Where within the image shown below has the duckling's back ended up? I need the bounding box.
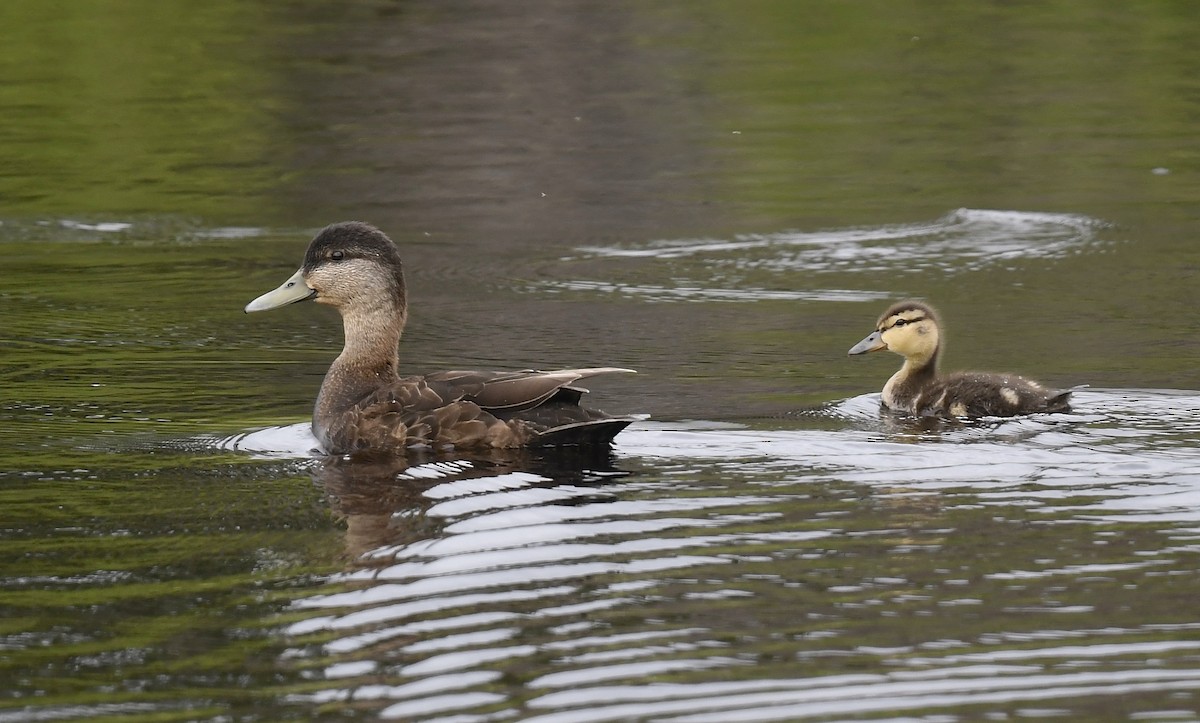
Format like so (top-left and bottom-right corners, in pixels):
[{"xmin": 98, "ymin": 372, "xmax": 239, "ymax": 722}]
[{"xmin": 917, "ymin": 372, "xmax": 1073, "ymax": 418}]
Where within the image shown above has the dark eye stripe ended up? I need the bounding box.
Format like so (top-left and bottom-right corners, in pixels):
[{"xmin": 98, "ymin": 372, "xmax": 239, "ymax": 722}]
[{"xmin": 888, "ymin": 315, "xmax": 925, "ymax": 330}]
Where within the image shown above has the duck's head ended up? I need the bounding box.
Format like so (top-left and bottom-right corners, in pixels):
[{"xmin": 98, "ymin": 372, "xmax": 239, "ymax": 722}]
[
  {"xmin": 848, "ymin": 300, "xmax": 941, "ymax": 364},
  {"xmin": 244, "ymin": 222, "xmax": 407, "ymax": 317}
]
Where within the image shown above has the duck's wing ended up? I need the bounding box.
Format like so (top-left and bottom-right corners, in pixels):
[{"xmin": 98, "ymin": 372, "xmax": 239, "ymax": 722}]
[
  {"xmin": 423, "ymin": 367, "xmax": 636, "ymax": 413},
  {"xmin": 325, "ymin": 368, "xmax": 638, "ymax": 453}
]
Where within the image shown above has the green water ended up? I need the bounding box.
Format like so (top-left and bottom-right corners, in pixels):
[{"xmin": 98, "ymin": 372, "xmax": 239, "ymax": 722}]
[{"xmin": 3, "ymin": 1, "xmax": 1200, "ymax": 720}]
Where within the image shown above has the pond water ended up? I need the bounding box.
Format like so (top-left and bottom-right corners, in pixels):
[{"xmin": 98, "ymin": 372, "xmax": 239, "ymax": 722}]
[{"xmin": 3, "ymin": 1, "xmax": 1200, "ymax": 721}]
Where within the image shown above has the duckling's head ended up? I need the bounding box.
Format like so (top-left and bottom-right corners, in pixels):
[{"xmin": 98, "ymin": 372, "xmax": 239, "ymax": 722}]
[
  {"xmin": 848, "ymin": 300, "xmax": 941, "ymax": 365},
  {"xmin": 245, "ymin": 222, "xmax": 407, "ymax": 318}
]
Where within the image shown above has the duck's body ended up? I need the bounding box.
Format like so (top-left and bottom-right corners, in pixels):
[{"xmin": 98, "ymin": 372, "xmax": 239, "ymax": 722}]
[
  {"xmin": 849, "ymin": 300, "xmax": 1072, "ymax": 418},
  {"xmin": 245, "ymin": 222, "xmax": 636, "ymax": 454}
]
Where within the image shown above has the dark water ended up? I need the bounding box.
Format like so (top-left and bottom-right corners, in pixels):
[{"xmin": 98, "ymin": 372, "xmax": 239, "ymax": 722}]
[{"xmin": 3, "ymin": 1, "xmax": 1200, "ymax": 721}]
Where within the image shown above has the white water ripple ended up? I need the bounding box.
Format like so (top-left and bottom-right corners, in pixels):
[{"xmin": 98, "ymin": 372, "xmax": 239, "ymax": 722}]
[
  {"xmin": 539, "ymin": 208, "xmax": 1106, "ymax": 302},
  {"xmin": 574, "ymin": 208, "xmax": 1101, "ymax": 270},
  {"xmin": 260, "ymin": 387, "xmax": 1200, "ymax": 722}
]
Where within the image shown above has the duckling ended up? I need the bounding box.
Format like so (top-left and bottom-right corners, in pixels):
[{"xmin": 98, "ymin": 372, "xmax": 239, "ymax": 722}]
[
  {"xmin": 245, "ymin": 221, "xmax": 637, "ymax": 454},
  {"xmin": 847, "ymin": 300, "xmax": 1072, "ymax": 418}
]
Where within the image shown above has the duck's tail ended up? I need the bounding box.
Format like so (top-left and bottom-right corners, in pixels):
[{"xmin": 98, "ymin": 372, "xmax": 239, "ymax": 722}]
[
  {"xmin": 1047, "ymin": 384, "xmax": 1086, "ymax": 413},
  {"xmin": 532, "ymin": 417, "xmax": 641, "ymax": 447}
]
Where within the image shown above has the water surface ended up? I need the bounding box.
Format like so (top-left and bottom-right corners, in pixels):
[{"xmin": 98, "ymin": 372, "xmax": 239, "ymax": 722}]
[{"xmin": 3, "ymin": 1, "xmax": 1200, "ymax": 721}]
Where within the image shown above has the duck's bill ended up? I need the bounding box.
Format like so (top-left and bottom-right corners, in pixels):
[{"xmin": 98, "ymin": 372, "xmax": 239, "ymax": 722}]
[
  {"xmin": 848, "ymin": 331, "xmax": 886, "ymax": 355},
  {"xmin": 244, "ymin": 268, "xmax": 315, "ymax": 313}
]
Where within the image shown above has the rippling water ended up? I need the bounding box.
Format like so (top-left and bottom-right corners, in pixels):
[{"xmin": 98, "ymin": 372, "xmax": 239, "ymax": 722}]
[
  {"xmin": 536, "ymin": 208, "xmax": 1104, "ymax": 303},
  {"xmin": 5, "ymin": 1, "xmax": 1200, "ymax": 720},
  {"xmin": 199, "ymin": 388, "xmax": 1200, "ymax": 721}
]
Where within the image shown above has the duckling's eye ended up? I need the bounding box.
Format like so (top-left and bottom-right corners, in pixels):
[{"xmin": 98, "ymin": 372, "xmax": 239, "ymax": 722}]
[
  {"xmin": 330, "ymin": 250, "xmax": 344, "ymax": 261},
  {"xmin": 892, "ymin": 319, "xmax": 908, "ymax": 328}
]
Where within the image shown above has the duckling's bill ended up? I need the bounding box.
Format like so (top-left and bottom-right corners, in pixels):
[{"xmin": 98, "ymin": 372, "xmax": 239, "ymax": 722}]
[
  {"xmin": 848, "ymin": 330, "xmax": 887, "ymax": 355},
  {"xmin": 244, "ymin": 268, "xmax": 316, "ymax": 313}
]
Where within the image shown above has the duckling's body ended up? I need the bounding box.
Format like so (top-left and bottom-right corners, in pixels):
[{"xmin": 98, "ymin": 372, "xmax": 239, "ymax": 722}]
[
  {"xmin": 849, "ymin": 300, "xmax": 1072, "ymax": 418},
  {"xmin": 246, "ymin": 222, "xmax": 637, "ymax": 454}
]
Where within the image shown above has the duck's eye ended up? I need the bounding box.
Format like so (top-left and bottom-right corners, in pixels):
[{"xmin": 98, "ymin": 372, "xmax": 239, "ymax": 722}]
[
  {"xmin": 330, "ymin": 250, "xmax": 344, "ymax": 261},
  {"xmin": 892, "ymin": 319, "xmax": 908, "ymax": 328}
]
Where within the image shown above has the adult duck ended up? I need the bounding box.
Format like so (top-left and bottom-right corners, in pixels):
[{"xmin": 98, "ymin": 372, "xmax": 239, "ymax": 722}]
[{"xmin": 245, "ymin": 222, "xmax": 637, "ymax": 454}]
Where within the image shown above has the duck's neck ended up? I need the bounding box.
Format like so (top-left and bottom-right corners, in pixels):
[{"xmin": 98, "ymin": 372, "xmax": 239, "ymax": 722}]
[
  {"xmin": 882, "ymin": 347, "xmax": 940, "ymax": 412},
  {"xmin": 314, "ymin": 307, "xmax": 403, "ymax": 434}
]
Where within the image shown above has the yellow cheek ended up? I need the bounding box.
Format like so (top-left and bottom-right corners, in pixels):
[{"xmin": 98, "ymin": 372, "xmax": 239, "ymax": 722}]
[
  {"xmin": 881, "ymin": 329, "xmax": 908, "ymax": 354},
  {"xmin": 881, "ymin": 324, "xmax": 937, "ymax": 359}
]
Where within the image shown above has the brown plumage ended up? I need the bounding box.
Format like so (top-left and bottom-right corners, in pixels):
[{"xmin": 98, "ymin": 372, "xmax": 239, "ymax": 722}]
[
  {"xmin": 245, "ymin": 221, "xmax": 637, "ymax": 454},
  {"xmin": 847, "ymin": 300, "xmax": 1073, "ymax": 418}
]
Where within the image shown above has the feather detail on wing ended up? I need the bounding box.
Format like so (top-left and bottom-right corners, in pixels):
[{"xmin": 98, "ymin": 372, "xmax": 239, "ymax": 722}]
[
  {"xmin": 319, "ymin": 368, "xmax": 637, "ymax": 453},
  {"xmin": 425, "ymin": 367, "xmax": 636, "ymax": 412}
]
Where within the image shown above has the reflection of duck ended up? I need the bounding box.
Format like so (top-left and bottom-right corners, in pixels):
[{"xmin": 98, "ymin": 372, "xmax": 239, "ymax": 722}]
[
  {"xmin": 315, "ymin": 446, "xmax": 627, "ymax": 562},
  {"xmin": 246, "ymin": 222, "xmax": 638, "ymax": 454},
  {"xmin": 848, "ymin": 300, "xmax": 1073, "ymax": 418}
]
